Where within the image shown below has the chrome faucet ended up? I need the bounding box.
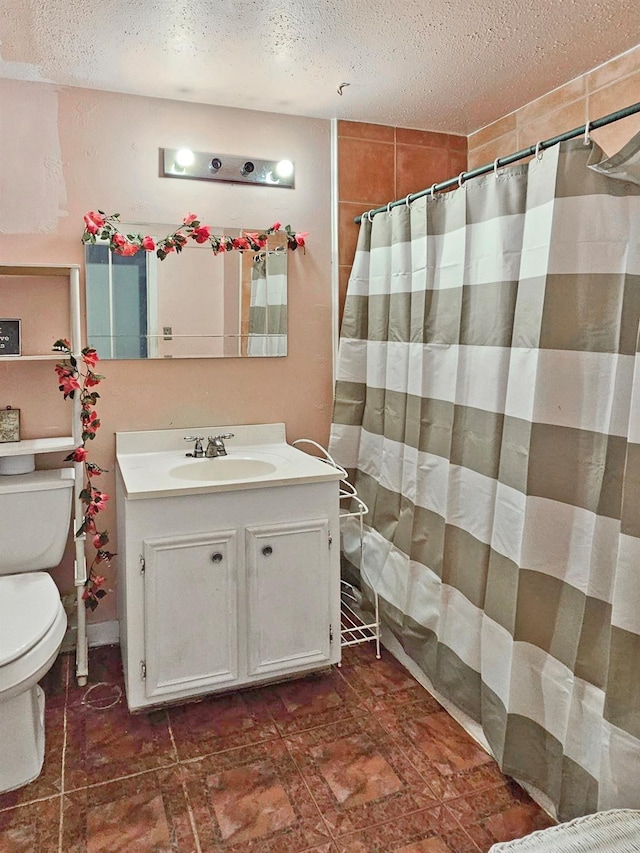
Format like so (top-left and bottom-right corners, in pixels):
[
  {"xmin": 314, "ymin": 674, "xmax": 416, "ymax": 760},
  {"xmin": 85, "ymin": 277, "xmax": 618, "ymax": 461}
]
[
  {"xmin": 184, "ymin": 436, "xmax": 205, "ymax": 457},
  {"xmin": 205, "ymin": 433, "xmax": 235, "ymax": 457}
]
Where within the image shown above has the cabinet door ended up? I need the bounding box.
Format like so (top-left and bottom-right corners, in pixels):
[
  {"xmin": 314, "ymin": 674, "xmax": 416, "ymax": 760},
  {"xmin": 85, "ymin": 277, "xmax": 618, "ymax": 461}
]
[
  {"xmin": 246, "ymin": 518, "xmax": 332, "ymax": 677},
  {"xmin": 143, "ymin": 530, "xmax": 238, "ymax": 699}
]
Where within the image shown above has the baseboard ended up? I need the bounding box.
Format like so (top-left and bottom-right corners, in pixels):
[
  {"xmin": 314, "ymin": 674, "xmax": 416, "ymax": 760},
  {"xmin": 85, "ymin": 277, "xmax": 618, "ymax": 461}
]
[{"xmin": 87, "ymin": 619, "xmax": 120, "ymax": 647}]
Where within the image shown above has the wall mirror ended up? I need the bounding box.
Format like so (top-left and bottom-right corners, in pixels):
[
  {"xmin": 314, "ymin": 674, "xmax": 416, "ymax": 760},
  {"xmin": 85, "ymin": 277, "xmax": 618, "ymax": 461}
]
[{"xmin": 84, "ymin": 223, "xmax": 287, "ymax": 359}]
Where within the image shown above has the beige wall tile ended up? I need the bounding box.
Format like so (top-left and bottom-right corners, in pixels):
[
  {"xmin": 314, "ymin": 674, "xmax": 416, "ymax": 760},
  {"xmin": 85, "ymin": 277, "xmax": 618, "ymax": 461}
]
[
  {"xmin": 469, "ymin": 112, "xmax": 516, "ymax": 151},
  {"xmin": 517, "ymin": 99, "xmax": 586, "ymax": 151},
  {"xmin": 588, "ymin": 70, "xmax": 640, "ymax": 153},
  {"xmin": 468, "ymin": 131, "xmax": 518, "ymax": 171},
  {"xmin": 516, "ymin": 77, "xmax": 586, "ymax": 128},
  {"xmin": 587, "ymin": 46, "xmax": 640, "ymax": 93}
]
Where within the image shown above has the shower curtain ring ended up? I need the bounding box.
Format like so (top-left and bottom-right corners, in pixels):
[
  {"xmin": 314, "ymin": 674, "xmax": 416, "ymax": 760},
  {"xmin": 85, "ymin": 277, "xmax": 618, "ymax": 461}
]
[
  {"xmin": 430, "ymin": 183, "xmax": 438, "ymax": 197},
  {"xmin": 493, "ymin": 157, "xmax": 501, "ymax": 176},
  {"xmin": 535, "ymin": 141, "xmax": 544, "ymax": 160},
  {"xmin": 368, "ymin": 209, "xmax": 376, "ymax": 221},
  {"xmin": 458, "ymin": 171, "xmax": 466, "ymax": 187},
  {"xmin": 387, "ymin": 202, "xmax": 392, "ymax": 213},
  {"xmin": 584, "ymin": 119, "xmax": 591, "ymax": 145},
  {"xmin": 405, "ymin": 193, "xmax": 412, "ymax": 206}
]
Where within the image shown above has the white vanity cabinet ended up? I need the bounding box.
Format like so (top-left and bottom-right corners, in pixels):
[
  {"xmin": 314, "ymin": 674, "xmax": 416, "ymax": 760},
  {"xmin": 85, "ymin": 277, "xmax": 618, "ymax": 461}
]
[{"xmin": 116, "ymin": 425, "xmax": 342, "ymax": 712}]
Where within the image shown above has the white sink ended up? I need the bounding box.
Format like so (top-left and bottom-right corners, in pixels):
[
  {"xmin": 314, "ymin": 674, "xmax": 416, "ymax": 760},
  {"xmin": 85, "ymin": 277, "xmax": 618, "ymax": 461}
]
[
  {"xmin": 115, "ymin": 423, "xmax": 344, "ymax": 499},
  {"xmin": 170, "ymin": 456, "xmax": 278, "ymax": 482}
]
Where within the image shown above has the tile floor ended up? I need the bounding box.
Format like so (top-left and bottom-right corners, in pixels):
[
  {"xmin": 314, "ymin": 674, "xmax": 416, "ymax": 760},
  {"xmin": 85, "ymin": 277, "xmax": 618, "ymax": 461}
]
[{"xmin": 0, "ymin": 643, "xmax": 555, "ymax": 852}]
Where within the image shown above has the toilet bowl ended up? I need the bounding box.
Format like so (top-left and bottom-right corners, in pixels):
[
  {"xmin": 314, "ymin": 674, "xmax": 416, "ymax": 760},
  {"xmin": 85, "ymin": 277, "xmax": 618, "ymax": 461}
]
[
  {"xmin": 0, "ymin": 469, "xmax": 73, "ymax": 793},
  {"xmin": 0, "ymin": 574, "xmax": 67, "ymax": 792}
]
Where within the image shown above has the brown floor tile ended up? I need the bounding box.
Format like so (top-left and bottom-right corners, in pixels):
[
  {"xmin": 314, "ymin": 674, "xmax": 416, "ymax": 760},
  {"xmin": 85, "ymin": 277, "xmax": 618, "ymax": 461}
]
[
  {"xmin": 284, "ymin": 715, "xmax": 438, "ymax": 838},
  {"xmin": 181, "ymin": 739, "xmax": 331, "ymax": 851},
  {"xmin": 0, "ymin": 796, "xmax": 61, "ymax": 853},
  {"xmin": 61, "ymin": 766, "xmax": 196, "ymax": 852},
  {"xmin": 333, "ymin": 805, "xmax": 481, "ymax": 852},
  {"xmin": 261, "ymin": 668, "xmax": 364, "ymax": 736},
  {"xmin": 0, "ymin": 642, "xmax": 556, "ymax": 852},
  {"xmin": 378, "ymin": 704, "xmax": 500, "ymax": 801},
  {"xmin": 445, "ymin": 781, "xmax": 555, "ymax": 849},
  {"xmin": 64, "ymin": 700, "xmax": 176, "ymax": 789},
  {"xmin": 168, "ymin": 688, "xmax": 279, "ymax": 760},
  {"xmin": 0, "ymin": 705, "xmax": 65, "ymax": 810},
  {"xmin": 339, "ymin": 645, "xmax": 440, "ymax": 712}
]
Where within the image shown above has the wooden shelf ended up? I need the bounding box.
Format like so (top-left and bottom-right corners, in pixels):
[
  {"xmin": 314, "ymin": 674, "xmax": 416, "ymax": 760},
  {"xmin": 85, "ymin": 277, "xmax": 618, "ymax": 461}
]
[{"xmin": 0, "ymin": 436, "xmax": 76, "ymax": 457}]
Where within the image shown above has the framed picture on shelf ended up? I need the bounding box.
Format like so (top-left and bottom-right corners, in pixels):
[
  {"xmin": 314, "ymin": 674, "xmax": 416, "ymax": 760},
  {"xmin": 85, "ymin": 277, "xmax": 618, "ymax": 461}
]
[
  {"xmin": 0, "ymin": 407, "xmax": 20, "ymax": 443},
  {"xmin": 0, "ymin": 319, "xmax": 21, "ymax": 356}
]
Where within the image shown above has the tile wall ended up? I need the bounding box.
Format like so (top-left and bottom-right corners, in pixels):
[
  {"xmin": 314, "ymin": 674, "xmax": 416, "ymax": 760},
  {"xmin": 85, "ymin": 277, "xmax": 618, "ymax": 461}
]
[{"xmin": 337, "ymin": 121, "xmax": 467, "ymax": 325}]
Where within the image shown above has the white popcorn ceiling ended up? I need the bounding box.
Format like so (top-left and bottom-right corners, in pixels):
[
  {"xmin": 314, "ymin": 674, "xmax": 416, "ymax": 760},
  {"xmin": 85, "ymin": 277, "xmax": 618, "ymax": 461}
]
[{"xmin": 0, "ymin": 0, "xmax": 638, "ymax": 134}]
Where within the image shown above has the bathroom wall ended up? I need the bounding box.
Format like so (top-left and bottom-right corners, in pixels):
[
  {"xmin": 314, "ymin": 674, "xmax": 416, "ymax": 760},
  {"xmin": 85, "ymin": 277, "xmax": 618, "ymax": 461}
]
[
  {"xmin": 468, "ymin": 44, "xmax": 640, "ymax": 168},
  {"xmin": 337, "ymin": 121, "xmax": 467, "ymax": 324},
  {"xmin": 0, "ymin": 80, "xmax": 332, "ymax": 624}
]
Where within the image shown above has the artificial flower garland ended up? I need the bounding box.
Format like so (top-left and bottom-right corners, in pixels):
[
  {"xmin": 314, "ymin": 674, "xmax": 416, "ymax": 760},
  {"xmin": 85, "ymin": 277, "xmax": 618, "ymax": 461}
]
[
  {"xmin": 53, "ymin": 339, "xmax": 114, "ymax": 611},
  {"xmin": 82, "ymin": 211, "xmax": 309, "ymax": 261}
]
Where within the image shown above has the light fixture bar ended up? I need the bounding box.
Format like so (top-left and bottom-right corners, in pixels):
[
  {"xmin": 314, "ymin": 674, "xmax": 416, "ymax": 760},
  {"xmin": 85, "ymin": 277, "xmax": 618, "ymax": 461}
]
[{"xmin": 161, "ymin": 148, "xmax": 295, "ymax": 188}]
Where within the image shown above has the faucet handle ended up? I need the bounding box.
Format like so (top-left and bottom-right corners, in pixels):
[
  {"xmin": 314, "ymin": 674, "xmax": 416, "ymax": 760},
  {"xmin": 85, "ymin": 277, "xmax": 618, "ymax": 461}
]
[
  {"xmin": 184, "ymin": 436, "xmax": 205, "ymax": 457},
  {"xmin": 208, "ymin": 433, "xmax": 235, "ymax": 441}
]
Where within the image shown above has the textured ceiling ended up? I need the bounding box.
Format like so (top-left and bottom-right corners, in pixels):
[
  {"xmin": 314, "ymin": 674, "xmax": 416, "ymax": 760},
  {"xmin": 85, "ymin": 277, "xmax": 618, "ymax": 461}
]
[{"xmin": 0, "ymin": 0, "xmax": 638, "ymax": 134}]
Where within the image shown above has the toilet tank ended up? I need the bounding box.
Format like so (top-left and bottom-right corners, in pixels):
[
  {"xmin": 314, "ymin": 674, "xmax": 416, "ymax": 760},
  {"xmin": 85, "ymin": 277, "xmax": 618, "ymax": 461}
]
[{"xmin": 0, "ymin": 468, "xmax": 75, "ymax": 574}]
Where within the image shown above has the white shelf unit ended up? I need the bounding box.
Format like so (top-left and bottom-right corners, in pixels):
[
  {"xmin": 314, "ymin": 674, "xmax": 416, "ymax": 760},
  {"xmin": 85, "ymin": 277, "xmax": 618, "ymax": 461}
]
[
  {"xmin": 291, "ymin": 440, "xmax": 381, "ymax": 659},
  {"xmin": 0, "ymin": 263, "xmax": 89, "ymax": 686}
]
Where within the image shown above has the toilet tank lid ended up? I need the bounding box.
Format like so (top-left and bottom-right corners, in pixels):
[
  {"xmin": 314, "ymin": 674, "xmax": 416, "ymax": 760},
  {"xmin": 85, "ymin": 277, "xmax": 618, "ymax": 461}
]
[
  {"xmin": 0, "ymin": 573, "xmax": 62, "ymax": 666},
  {"xmin": 0, "ymin": 468, "xmax": 74, "ymax": 494}
]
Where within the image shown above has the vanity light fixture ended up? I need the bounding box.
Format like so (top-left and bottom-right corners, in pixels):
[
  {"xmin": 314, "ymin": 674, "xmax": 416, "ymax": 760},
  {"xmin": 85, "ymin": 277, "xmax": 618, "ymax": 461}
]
[{"xmin": 161, "ymin": 148, "xmax": 295, "ymax": 188}]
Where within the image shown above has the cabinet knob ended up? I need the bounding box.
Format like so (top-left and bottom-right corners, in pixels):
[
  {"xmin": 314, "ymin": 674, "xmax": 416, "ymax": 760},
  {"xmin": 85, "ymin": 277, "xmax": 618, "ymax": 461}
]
[
  {"xmin": 262, "ymin": 545, "xmax": 273, "ymax": 557},
  {"xmin": 211, "ymin": 552, "xmax": 223, "ymax": 563}
]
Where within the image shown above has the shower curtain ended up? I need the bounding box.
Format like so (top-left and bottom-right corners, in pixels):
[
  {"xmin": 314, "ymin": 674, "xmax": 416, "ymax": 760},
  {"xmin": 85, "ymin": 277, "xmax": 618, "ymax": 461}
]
[
  {"xmin": 329, "ymin": 135, "xmax": 640, "ymax": 822},
  {"xmin": 247, "ymin": 251, "xmax": 287, "ymax": 356}
]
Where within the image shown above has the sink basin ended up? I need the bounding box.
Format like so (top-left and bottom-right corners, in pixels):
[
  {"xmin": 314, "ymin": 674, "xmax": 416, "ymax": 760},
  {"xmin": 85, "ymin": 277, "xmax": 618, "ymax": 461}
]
[
  {"xmin": 170, "ymin": 456, "xmax": 278, "ymax": 482},
  {"xmin": 116, "ymin": 424, "xmax": 346, "ymax": 498}
]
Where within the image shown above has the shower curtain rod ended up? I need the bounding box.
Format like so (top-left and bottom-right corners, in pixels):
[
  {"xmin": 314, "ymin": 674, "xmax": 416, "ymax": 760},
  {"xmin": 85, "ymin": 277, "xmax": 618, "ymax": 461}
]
[{"xmin": 354, "ymin": 100, "xmax": 640, "ymax": 223}]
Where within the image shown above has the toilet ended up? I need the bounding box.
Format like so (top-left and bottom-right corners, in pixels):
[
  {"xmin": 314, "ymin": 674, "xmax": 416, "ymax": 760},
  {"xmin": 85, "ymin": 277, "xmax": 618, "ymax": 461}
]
[{"xmin": 0, "ymin": 468, "xmax": 72, "ymax": 793}]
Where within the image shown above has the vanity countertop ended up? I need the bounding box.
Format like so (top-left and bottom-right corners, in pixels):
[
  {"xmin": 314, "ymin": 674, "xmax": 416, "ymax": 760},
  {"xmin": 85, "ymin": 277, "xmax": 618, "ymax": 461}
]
[{"xmin": 116, "ymin": 423, "xmax": 343, "ymax": 499}]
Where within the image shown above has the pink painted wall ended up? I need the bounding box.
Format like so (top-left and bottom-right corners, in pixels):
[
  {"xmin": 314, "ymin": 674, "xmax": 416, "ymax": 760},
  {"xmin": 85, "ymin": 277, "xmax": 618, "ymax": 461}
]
[
  {"xmin": 0, "ymin": 80, "xmax": 332, "ymax": 624},
  {"xmin": 155, "ymin": 243, "xmax": 226, "ymax": 358}
]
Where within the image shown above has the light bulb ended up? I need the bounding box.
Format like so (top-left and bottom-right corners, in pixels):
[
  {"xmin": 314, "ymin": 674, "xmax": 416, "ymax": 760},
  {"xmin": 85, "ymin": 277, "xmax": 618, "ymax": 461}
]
[
  {"xmin": 175, "ymin": 148, "xmax": 195, "ymax": 168},
  {"xmin": 275, "ymin": 159, "xmax": 294, "ymax": 178}
]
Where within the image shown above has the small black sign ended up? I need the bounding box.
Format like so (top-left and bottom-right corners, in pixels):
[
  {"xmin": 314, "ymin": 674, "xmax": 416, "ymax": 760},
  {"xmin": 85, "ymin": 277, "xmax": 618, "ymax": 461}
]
[{"xmin": 0, "ymin": 319, "xmax": 21, "ymax": 356}]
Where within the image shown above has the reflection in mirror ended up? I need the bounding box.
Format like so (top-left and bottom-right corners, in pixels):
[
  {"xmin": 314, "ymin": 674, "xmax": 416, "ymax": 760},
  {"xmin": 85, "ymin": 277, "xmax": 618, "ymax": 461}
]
[{"xmin": 85, "ymin": 225, "xmax": 287, "ymax": 359}]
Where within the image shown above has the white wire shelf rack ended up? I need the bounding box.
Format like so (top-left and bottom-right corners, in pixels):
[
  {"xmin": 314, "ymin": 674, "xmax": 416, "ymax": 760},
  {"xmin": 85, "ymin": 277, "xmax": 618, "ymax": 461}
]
[{"xmin": 292, "ymin": 439, "xmax": 381, "ymax": 659}]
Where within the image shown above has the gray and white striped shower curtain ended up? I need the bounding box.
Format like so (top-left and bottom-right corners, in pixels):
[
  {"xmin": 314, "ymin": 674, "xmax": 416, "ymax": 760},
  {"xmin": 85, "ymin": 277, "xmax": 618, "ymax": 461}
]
[{"xmin": 329, "ymin": 135, "xmax": 640, "ymax": 821}]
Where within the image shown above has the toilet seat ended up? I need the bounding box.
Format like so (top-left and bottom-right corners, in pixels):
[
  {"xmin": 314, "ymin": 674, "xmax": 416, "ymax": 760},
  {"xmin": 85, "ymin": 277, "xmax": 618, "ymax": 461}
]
[{"xmin": 0, "ymin": 573, "xmax": 61, "ymax": 665}]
